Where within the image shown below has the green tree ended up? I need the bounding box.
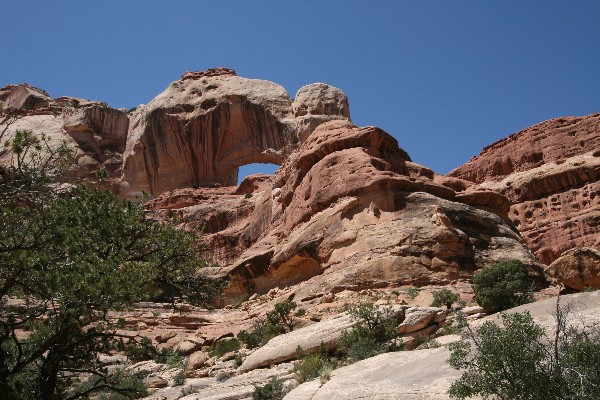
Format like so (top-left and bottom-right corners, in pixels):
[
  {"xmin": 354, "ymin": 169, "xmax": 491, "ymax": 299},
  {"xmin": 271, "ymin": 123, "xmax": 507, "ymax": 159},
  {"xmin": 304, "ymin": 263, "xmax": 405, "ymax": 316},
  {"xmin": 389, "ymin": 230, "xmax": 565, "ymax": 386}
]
[
  {"xmin": 238, "ymin": 300, "xmax": 297, "ymax": 349},
  {"xmin": 0, "ymin": 126, "xmax": 222, "ymax": 399},
  {"xmin": 431, "ymin": 289, "xmax": 459, "ymax": 308},
  {"xmin": 473, "ymin": 260, "xmax": 534, "ymax": 312},
  {"xmin": 338, "ymin": 303, "xmax": 401, "ymax": 362},
  {"xmin": 448, "ymin": 303, "xmax": 600, "ymax": 399}
]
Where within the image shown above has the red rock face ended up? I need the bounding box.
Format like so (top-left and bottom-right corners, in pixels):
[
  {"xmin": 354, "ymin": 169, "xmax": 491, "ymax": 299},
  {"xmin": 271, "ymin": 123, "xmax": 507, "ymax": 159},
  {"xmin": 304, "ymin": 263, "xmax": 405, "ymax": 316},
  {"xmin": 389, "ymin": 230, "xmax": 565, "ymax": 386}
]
[
  {"xmin": 147, "ymin": 120, "xmax": 542, "ymax": 302},
  {"xmin": 448, "ymin": 113, "xmax": 600, "ymax": 264}
]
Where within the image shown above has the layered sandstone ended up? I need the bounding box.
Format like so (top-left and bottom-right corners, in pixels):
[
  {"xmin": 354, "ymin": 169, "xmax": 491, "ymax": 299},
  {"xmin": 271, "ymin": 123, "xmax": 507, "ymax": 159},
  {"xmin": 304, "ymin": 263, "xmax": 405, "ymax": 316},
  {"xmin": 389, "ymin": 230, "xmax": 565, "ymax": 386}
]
[
  {"xmin": 448, "ymin": 113, "xmax": 600, "ymax": 264},
  {"xmin": 119, "ymin": 71, "xmax": 352, "ymax": 199},
  {"xmin": 148, "ymin": 120, "xmax": 541, "ymax": 302},
  {"xmin": 0, "ymin": 83, "xmax": 129, "ymax": 189}
]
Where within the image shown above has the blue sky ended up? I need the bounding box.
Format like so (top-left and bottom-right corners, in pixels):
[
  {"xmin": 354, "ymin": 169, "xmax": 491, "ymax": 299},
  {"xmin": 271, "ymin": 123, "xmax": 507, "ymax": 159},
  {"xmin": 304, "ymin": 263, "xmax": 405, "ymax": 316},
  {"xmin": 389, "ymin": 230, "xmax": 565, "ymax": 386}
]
[{"xmin": 2, "ymin": 1, "xmax": 599, "ymax": 181}]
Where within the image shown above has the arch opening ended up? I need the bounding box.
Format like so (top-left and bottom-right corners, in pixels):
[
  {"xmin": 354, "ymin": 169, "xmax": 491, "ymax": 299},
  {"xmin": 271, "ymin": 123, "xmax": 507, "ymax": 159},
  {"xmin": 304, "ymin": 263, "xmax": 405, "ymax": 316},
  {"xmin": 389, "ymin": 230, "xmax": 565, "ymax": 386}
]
[{"xmin": 236, "ymin": 163, "xmax": 280, "ymax": 185}]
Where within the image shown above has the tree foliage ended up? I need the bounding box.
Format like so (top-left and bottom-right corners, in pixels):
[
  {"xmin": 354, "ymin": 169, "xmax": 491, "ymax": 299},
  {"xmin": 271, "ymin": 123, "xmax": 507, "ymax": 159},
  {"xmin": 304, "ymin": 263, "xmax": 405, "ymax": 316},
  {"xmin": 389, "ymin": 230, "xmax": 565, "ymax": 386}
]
[
  {"xmin": 431, "ymin": 289, "xmax": 459, "ymax": 308},
  {"xmin": 238, "ymin": 300, "xmax": 297, "ymax": 349},
  {"xmin": 338, "ymin": 303, "xmax": 401, "ymax": 362},
  {"xmin": 448, "ymin": 302, "xmax": 600, "ymax": 399},
  {"xmin": 473, "ymin": 260, "xmax": 534, "ymax": 312},
  {"xmin": 0, "ymin": 124, "xmax": 222, "ymax": 399}
]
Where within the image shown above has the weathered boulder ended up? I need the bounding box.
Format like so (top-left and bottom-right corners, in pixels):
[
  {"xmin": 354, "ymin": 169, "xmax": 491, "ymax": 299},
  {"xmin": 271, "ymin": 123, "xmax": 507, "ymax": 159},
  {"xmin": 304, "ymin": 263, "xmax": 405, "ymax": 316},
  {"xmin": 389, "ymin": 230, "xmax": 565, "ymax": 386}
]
[
  {"xmin": 238, "ymin": 313, "xmax": 355, "ymax": 372},
  {"xmin": 187, "ymin": 351, "xmax": 209, "ymax": 370},
  {"xmin": 397, "ymin": 307, "xmax": 447, "ymax": 334},
  {"xmin": 544, "ymin": 247, "xmax": 600, "ymax": 290},
  {"xmin": 448, "ymin": 113, "xmax": 600, "ymax": 264},
  {"xmin": 293, "ymin": 83, "xmax": 350, "ymax": 141}
]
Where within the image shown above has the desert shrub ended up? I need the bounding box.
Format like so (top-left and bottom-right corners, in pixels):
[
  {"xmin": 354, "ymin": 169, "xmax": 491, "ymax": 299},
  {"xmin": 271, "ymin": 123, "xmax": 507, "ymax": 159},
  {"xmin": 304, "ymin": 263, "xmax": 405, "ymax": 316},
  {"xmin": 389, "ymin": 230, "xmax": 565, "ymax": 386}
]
[
  {"xmin": 234, "ymin": 352, "xmax": 245, "ymax": 367},
  {"xmin": 172, "ymin": 371, "xmax": 186, "ymax": 386},
  {"xmin": 448, "ymin": 304, "xmax": 600, "ymax": 399},
  {"xmin": 406, "ymin": 287, "xmax": 420, "ymax": 300},
  {"xmin": 431, "ymin": 289, "xmax": 459, "ymax": 308},
  {"xmin": 473, "ymin": 260, "xmax": 534, "ymax": 311},
  {"xmin": 238, "ymin": 300, "xmax": 297, "ymax": 349},
  {"xmin": 154, "ymin": 348, "xmax": 184, "ymax": 369},
  {"xmin": 338, "ymin": 303, "xmax": 401, "ymax": 362},
  {"xmin": 124, "ymin": 337, "xmax": 156, "ymax": 362},
  {"xmin": 252, "ymin": 377, "xmax": 286, "ymax": 400},
  {"xmin": 295, "ymin": 308, "xmax": 306, "ymax": 317},
  {"xmin": 209, "ymin": 338, "xmax": 241, "ymax": 357},
  {"xmin": 293, "ymin": 344, "xmax": 336, "ymax": 383},
  {"xmin": 216, "ymin": 371, "xmax": 231, "ymax": 382}
]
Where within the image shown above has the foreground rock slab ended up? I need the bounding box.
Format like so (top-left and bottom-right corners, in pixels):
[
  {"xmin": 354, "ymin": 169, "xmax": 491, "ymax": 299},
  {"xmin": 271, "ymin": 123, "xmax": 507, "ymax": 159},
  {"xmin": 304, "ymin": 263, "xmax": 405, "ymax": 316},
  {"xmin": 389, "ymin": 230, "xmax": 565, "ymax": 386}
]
[
  {"xmin": 284, "ymin": 347, "xmax": 460, "ymax": 400},
  {"xmin": 239, "ymin": 313, "xmax": 355, "ymax": 373}
]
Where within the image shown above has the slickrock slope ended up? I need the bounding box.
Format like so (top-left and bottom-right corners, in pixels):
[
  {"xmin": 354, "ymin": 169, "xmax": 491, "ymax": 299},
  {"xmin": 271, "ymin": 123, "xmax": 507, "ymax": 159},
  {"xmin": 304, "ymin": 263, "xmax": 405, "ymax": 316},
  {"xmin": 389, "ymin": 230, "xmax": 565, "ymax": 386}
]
[
  {"xmin": 284, "ymin": 291, "xmax": 600, "ymax": 400},
  {"xmin": 148, "ymin": 119, "xmax": 542, "ymax": 301},
  {"xmin": 448, "ymin": 113, "xmax": 600, "ymax": 264}
]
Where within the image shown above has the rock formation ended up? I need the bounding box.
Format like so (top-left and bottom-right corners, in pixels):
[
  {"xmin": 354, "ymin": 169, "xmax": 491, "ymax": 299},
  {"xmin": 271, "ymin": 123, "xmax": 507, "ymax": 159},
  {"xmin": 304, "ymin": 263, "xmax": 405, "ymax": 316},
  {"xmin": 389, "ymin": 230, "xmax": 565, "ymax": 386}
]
[
  {"xmin": 148, "ymin": 119, "xmax": 542, "ymax": 302},
  {"xmin": 119, "ymin": 69, "xmax": 351, "ymax": 199},
  {"xmin": 0, "ymin": 83, "xmax": 129, "ymax": 189},
  {"xmin": 3, "ymin": 71, "xmax": 596, "ymax": 299},
  {"xmin": 448, "ymin": 113, "xmax": 600, "ymax": 264},
  {"xmin": 544, "ymin": 247, "xmax": 600, "ymax": 290}
]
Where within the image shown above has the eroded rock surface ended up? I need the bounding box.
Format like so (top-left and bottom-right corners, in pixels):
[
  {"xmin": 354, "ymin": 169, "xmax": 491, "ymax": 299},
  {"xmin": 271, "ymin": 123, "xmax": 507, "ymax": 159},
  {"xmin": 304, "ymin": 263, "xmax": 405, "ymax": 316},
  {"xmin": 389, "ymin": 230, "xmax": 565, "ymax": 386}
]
[
  {"xmin": 0, "ymin": 84, "xmax": 129, "ymax": 190},
  {"xmin": 544, "ymin": 247, "xmax": 600, "ymax": 290},
  {"xmin": 448, "ymin": 113, "xmax": 600, "ymax": 264},
  {"xmin": 160, "ymin": 120, "xmax": 541, "ymax": 301}
]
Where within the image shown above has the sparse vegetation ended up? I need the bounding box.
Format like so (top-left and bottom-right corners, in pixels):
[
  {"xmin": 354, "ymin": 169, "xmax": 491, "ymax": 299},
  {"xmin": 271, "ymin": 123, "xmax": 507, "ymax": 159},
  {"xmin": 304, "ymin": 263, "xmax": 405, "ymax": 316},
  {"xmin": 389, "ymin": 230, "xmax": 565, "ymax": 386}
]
[
  {"xmin": 338, "ymin": 303, "xmax": 401, "ymax": 362},
  {"xmin": 431, "ymin": 288, "xmax": 459, "ymax": 308},
  {"xmin": 448, "ymin": 302, "xmax": 600, "ymax": 399},
  {"xmin": 172, "ymin": 371, "xmax": 186, "ymax": 386},
  {"xmin": 209, "ymin": 338, "xmax": 241, "ymax": 357},
  {"xmin": 473, "ymin": 260, "xmax": 534, "ymax": 312},
  {"xmin": 294, "ymin": 344, "xmax": 336, "ymax": 383},
  {"xmin": 234, "ymin": 351, "xmax": 246, "ymax": 367},
  {"xmin": 238, "ymin": 300, "xmax": 297, "ymax": 349},
  {"xmin": 216, "ymin": 371, "xmax": 231, "ymax": 382},
  {"xmin": 252, "ymin": 377, "xmax": 286, "ymax": 400},
  {"xmin": 406, "ymin": 287, "xmax": 420, "ymax": 300}
]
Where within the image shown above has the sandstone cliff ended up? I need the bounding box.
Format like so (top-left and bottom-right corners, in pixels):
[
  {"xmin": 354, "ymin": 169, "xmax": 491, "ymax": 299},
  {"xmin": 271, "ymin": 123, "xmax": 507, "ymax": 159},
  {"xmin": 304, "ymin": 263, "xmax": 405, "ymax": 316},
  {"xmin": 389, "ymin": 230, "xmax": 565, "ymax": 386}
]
[
  {"xmin": 147, "ymin": 119, "xmax": 542, "ymax": 302},
  {"xmin": 448, "ymin": 113, "xmax": 600, "ymax": 264}
]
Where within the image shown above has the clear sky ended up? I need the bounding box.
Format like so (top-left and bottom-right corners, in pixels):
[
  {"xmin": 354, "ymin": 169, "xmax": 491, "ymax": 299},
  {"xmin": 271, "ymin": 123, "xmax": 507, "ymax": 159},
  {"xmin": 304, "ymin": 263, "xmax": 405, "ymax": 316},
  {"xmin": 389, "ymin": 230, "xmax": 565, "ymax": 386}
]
[{"xmin": 2, "ymin": 1, "xmax": 599, "ymax": 180}]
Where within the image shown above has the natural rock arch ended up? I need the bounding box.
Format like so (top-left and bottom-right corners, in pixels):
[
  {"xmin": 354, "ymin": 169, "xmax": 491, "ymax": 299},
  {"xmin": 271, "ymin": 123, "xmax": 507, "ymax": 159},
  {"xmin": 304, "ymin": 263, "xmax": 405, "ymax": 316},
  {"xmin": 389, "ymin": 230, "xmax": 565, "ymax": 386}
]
[{"xmin": 119, "ymin": 70, "xmax": 352, "ymax": 199}]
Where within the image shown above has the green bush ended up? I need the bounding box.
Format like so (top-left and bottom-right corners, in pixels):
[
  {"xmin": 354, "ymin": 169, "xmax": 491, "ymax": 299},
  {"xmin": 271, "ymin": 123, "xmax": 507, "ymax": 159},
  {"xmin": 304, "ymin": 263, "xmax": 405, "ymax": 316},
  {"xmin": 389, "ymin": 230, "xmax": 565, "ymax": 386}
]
[
  {"xmin": 293, "ymin": 344, "xmax": 336, "ymax": 383},
  {"xmin": 448, "ymin": 307, "xmax": 600, "ymax": 399},
  {"xmin": 150, "ymin": 348, "xmax": 184, "ymax": 369},
  {"xmin": 406, "ymin": 287, "xmax": 420, "ymax": 300},
  {"xmin": 172, "ymin": 371, "xmax": 186, "ymax": 386},
  {"xmin": 253, "ymin": 377, "xmax": 286, "ymax": 400},
  {"xmin": 124, "ymin": 337, "xmax": 156, "ymax": 362},
  {"xmin": 431, "ymin": 289, "xmax": 459, "ymax": 308},
  {"xmin": 209, "ymin": 338, "xmax": 241, "ymax": 357},
  {"xmin": 338, "ymin": 303, "xmax": 401, "ymax": 362},
  {"xmin": 473, "ymin": 260, "xmax": 534, "ymax": 312},
  {"xmin": 238, "ymin": 300, "xmax": 297, "ymax": 349}
]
